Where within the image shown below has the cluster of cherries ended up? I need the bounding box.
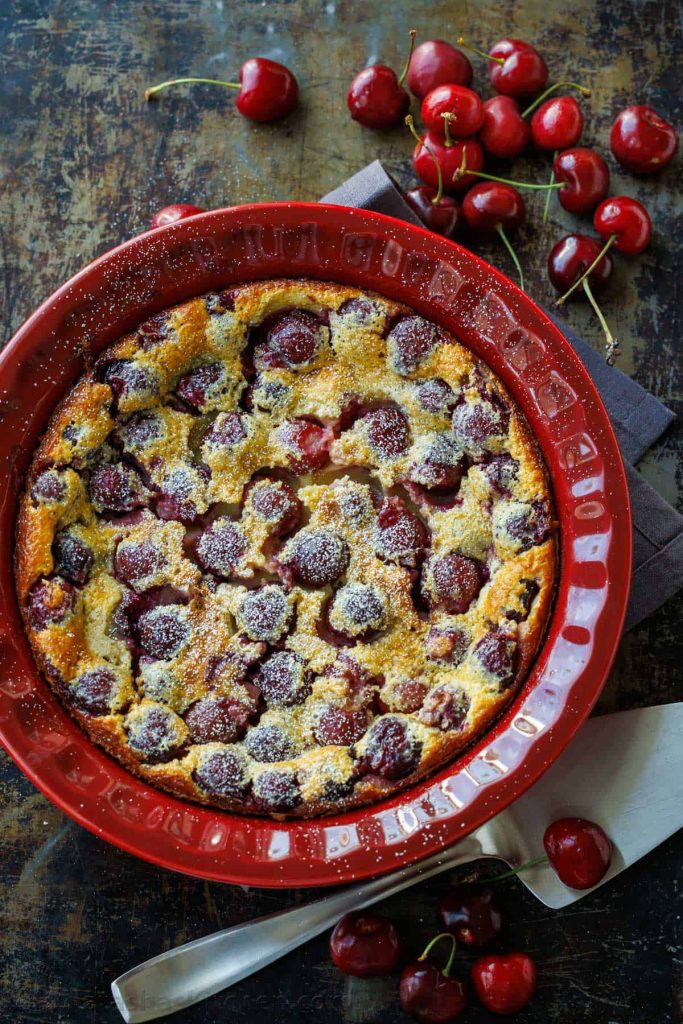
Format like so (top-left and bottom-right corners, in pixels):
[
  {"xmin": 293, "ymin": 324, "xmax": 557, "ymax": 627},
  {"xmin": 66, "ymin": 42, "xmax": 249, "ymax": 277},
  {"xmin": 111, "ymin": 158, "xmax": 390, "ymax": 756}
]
[
  {"xmin": 329, "ymin": 816, "xmax": 612, "ymax": 1021},
  {"xmin": 346, "ymin": 32, "xmax": 677, "ymax": 364},
  {"xmin": 143, "ymin": 38, "xmax": 676, "ymax": 363}
]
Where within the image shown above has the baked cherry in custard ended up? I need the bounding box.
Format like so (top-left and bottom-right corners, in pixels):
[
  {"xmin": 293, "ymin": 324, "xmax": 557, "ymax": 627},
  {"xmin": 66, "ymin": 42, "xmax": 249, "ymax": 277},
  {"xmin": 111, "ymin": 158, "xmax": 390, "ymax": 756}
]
[{"xmin": 17, "ymin": 278, "xmax": 556, "ymax": 818}]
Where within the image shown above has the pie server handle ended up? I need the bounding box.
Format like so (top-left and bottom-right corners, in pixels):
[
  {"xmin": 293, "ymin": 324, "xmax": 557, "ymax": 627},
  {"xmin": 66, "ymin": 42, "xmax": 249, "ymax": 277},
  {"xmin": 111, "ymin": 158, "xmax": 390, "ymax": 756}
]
[{"xmin": 111, "ymin": 832, "xmax": 490, "ymax": 1022}]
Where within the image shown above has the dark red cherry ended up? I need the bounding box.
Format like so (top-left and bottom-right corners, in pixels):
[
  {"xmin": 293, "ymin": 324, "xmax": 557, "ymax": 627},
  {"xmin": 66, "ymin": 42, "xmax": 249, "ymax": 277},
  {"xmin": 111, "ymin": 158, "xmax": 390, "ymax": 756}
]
[
  {"xmin": 235, "ymin": 58, "xmax": 298, "ymax": 121},
  {"xmin": 203, "ymin": 411, "xmax": 248, "ymax": 450},
  {"xmin": 462, "ymin": 181, "xmax": 524, "ymax": 234},
  {"xmin": 126, "ymin": 705, "xmax": 187, "ymax": 763},
  {"xmin": 146, "ymin": 59, "xmax": 298, "ymax": 121},
  {"xmin": 31, "ymin": 469, "xmax": 66, "ymax": 503},
  {"xmin": 347, "ymin": 31, "xmax": 415, "ymax": 129},
  {"xmin": 399, "ymin": 933, "xmax": 467, "ymax": 1023},
  {"xmin": 593, "ymin": 196, "xmax": 652, "ymax": 254},
  {"xmin": 330, "ymin": 912, "xmax": 400, "ymax": 977},
  {"xmin": 421, "ymin": 554, "xmax": 485, "ymax": 614},
  {"xmin": 286, "ymin": 528, "xmax": 350, "ymax": 587},
  {"xmin": 27, "ymin": 577, "xmax": 77, "ymax": 631},
  {"xmin": 374, "ymin": 496, "xmax": 428, "ymax": 566},
  {"xmin": 553, "ymin": 148, "xmax": 609, "ymax": 213},
  {"xmin": 543, "ymin": 817, "xmax": 612, "ymax": 889},
  {"xmin": 356, "ymin": 716, "xmax": 420, "ymax": 780},
  {"xmin": 471, "ymin": 953, "xmax": 536, "ymax": 1014},
  {"xmin": 404, "ymin": 186, "xmax": 461, "ymax": 239},
  {"xmin": 610, "ymin": 105, "xmax": 678, "ymax": 174},
  {"xmin": 479, "ymin": 96, "xmax": 530, "ymax": 159},
  {"xmin": 315, "ymin": 705, "xmax": 369, "ymax": 746},
  {"xmin": 400, "ymin": 962, "xmax": 467, "ymax": 1022},
  {"xmin": 364, "ymin": 405, "xmax": 410, "ymax": 458},
  {"xmin": 53, "ymin": 531, "xmax": 93, "ymax": 586},
  {"xmin": 407, "ymin": 39, "xmax": 473, "ymax": 98},
  {"xmin": 419, "ymin": 684, "xmax": 470, "ymax": 731},
  {"xmin": 413, "ymin": 134, "xmax": 484, "ymax": 192},
  {"xmin": 347, "ymin": 66, "xmax": 409, "ymax": 129},
  {"xmin": 252, "ymin": 768, "xmax": 301, "ymax": 811},
  {"xmin": 488, "ymin": 39, "xmax": 548, "ymax": 98},
  {"xmin": 247, "ymin": 478, "xmax": 302, "ymax": 535},
  {"xmin": 71, "ymin": 668, "xmax": 117, "ymax": 716},
  {"xmin": 196, "ymin": 519, "xmax": 246, "ymax": 577},
  {"xmin": 137, "ymin": 605, "xmax": 189, "ymax": 660},
  {"xmin": 245, "ymin": 723, "xmax": 296, "ymax": 762},
  {"xmin": 548, "ymin": 234, "xmax": 613, "ymax": 294},
  {"xmin": 184, "ymin": 696, "xmax": 252, "ymax": 744},
  {"xmin": 256, "ymin": 650, "xmax": 311, "ymax": 707},
  {"xmin": 421, "ymin": 84, "xmax": 484, "ymax": 138},
  {"xmin": 531, "ymin": 96, "xmax": 583, "ymax": 150},
  {"xmin": 237, "ymin": 585, "xmax": 292, "ymax": 644},
  {"xmin": 194, "ymin": 748, "xmax": 250, "ymax": 798},
  {"xmin": 473, "ymin": 629, "xmax": 517, "ymax": 687},
  {"xmin": 265, "ymin": 309, "xmax": 324, "ymax": 367},
  {"xmin": 278, "ymin": 418, "xmax": 332, "ymax": 473},
  {"xmin": 89, "ymin": 463, "xmax": 148, "ymax": 513},
  {"xmin": 176, "ymin": 362, "xmax": 223, "ymax": 410},
  {"xmin": 150, "ymin": 204, "xmax": 205, "ymax": 229},
  {"xmin": 387, "ymin": 316, "xmax": 441, "ymax": 374},
  {"xmin": 115, "ymin": 539, "xmax": 164, "ymax": 587},
  {"xmin": 439, "ymin": 886, "xmax": 502, "ymax": 948}
]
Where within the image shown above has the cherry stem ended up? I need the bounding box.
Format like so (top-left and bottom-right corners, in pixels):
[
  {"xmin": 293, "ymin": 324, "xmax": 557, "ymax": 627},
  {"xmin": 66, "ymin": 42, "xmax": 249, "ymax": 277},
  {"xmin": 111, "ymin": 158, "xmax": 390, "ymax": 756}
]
[
  {"xmin": 397, "ymin": 29, "xmax": 417, "ymax": 87},
  {"xmin": 418, "ymin": 932, "xmax": 457, "ymax": 977},
  {"xmin": 453, "ymin": 152, "xmax": 565, "ymax": 190},
  {"xmin": 521, "ymin": 80, "xmax": 591, "ymax": 118},
  {"xmin": 442, "ymin": 112, "xmax": 454, "ymax": 147},
  {"xmin": 456, "ymin": 36, "xmax": 504, "ymax": 65},
  {"xmin": 555, "ymin": 233, "xmax": 617, "ymax": 305},
  {"xmin": 542, "ymin": 155, "xmax": 557, "ymax": 223},
  {"xmin": 145, "ymin": 77, "xmax": 240, "ymax": 101},
  {"xmin": 583, "ymin": 278, "xmax": 618, "ymax": 364},
  {"xmin": 484, "ymin": 855, "xmax": 548, "ymax": 883},
  {"xmin": 496, "ymin": 225, "xmax": 525, "ymax": 291},
  {"xmin": 406, "ymin": 115, "xmax": 444, "ymax": 204}
]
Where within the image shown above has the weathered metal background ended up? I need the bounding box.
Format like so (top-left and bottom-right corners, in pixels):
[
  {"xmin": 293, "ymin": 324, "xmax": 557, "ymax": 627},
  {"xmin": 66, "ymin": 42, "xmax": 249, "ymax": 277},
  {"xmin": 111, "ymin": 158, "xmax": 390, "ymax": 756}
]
[{"xmin": 1, "ymin": 1, "xmax": 681, "ymax": 1021}]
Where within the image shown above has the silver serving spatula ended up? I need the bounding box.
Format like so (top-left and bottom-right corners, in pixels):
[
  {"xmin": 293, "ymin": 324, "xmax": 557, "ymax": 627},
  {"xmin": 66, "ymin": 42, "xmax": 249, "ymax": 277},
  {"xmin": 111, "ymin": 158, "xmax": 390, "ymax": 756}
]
[{"xmin": 112, "ymin": 703, "xmax": 683, "ymax": 1023}]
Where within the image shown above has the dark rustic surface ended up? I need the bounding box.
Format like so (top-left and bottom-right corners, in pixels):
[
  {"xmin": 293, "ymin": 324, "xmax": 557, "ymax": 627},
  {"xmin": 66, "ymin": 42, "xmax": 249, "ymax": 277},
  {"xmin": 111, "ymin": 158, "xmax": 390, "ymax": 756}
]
[{"xmin": 1, "ymin": 1, "xmax": 681, "ymax": 1022}]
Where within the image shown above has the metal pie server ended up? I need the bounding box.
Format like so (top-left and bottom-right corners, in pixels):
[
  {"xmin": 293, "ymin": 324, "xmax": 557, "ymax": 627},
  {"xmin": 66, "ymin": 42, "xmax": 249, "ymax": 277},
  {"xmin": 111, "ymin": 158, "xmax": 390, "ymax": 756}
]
[{"xmin": 112, "ymin": 702, "xmax": 683, "ymax": 1023}]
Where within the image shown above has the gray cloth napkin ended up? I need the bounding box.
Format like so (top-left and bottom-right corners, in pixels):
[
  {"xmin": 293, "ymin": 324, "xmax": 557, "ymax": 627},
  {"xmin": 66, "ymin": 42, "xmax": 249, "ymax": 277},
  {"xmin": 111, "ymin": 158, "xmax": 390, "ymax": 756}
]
[{"xmin": 321, "ymin": 161, "xmax": 683, "ymax": 630}]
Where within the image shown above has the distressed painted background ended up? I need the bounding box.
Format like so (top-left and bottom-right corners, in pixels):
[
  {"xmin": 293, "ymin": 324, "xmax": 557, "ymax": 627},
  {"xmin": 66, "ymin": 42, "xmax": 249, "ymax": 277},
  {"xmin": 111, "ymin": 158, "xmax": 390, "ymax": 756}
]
[{"xmin": 1, "ymin": 1, "xmax": 681, "ymax": 1022}]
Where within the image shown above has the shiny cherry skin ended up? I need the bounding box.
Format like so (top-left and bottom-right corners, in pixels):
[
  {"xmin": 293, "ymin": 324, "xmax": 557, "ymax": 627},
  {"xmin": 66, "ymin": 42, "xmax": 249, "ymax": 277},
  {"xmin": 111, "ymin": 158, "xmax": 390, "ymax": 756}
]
[
  {"xmin": 405, "ymin": 186, "xmax": 462, "ymax": 238},
  {"xmin": 236, "ymin": 58, "xmax": 298, "ymax": 121},
  {"xmin": 479, "ymin": 96, "xmax": 530, "ymax": 159},
  {"xmin": 543, "ymin": 817, "xmax": 612, "ymax": 889},
  {"xmin": 150, "ymin": 204, "xmax": 205, "ymax": 229},
  {"xmin": 610, "ymin": 105, "xmax": 678, "ymax": 174},
  {"xmin": 548, "ymin": 234, "xmax": 613, "ymax": 294},
  {"xmin": 462, "ymin": 182, "xmax": 525, "ymax": 235},
  {"xmin": 439, "ymin": 885, "xmax": 503, "ymax": 949},
  {"xmin": 553, "ymin": 147, "xmax": 609, "ymax": 213},
  {"xmin": 531, "ymin": 96, "xmax": 583, "ymax": 150},
  {"xmin": 421, "ymin": 84, "xmax": 484, "ymax": 138},
  {"xmin": 471, "ymin": 953, "xmax": 537, "ymax": 1014},
  {"xmin": 407, "ymin": 39, "xmax": 473, "ymax": 98},
  {"xmin": 329, "ymin": 912, "xmax": 400, "ymax": 977},
  {"xmin": 413, "ymin": 134, "xmax": 484, "ymax": 192},
  {"xmin": 488, "ymin": 39, "xmax": 548, "ymax": 98},
  {"xmin": 347, "ymin": 65, "xmax": 409, "ymax": 129},
  {"xmin": 400, "ymin": 962, "xmax": 468, "ymax": 1023},
  {"xmin": 593, "ymin": 196, "xmax": 652, "ymax": 254}
]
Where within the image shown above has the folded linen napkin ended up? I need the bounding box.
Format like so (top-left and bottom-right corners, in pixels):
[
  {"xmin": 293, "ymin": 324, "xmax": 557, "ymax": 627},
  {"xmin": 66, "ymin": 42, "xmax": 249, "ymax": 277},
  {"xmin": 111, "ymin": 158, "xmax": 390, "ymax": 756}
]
[{"xmin": 321, "ymin": 161, "xmax": 683, "ymax": 630}]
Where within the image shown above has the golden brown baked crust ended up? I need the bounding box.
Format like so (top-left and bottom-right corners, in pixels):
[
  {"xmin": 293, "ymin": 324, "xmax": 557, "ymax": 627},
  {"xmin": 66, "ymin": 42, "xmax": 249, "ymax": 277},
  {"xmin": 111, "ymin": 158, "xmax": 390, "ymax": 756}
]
[{"xmin": 15, "ymin": 279, "xmax": 557, "ymax": 818}]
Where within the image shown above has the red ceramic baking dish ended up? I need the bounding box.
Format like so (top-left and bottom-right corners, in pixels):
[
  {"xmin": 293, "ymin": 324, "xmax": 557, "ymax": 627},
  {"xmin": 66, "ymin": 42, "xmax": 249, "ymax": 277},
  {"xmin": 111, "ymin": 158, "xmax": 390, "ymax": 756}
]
[{"xmin": 0, "ymin": 203, "xmax": 631, "ymax": 887}]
